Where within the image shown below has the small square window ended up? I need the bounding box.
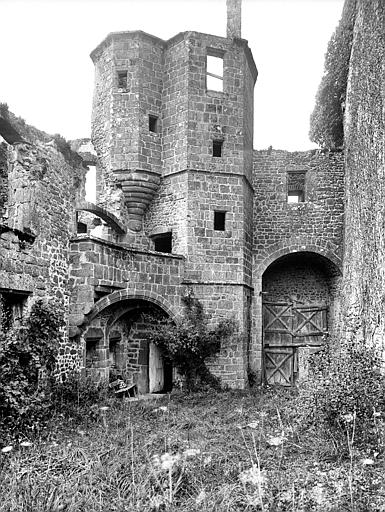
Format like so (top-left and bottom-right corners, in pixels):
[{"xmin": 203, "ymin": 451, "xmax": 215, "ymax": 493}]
[
  {"xmin": 117, "ymin": 71, "xmax": 127, "ymax": 89},
  {"xmin": 214, "ymin": 211, "xmax": 226, "ymax": 231},
  {"xmin": 213, "ymin": 140, "xmax": 223, "ymax": 157},
  {"xmin": 153, "ymin": 232, "xmax": 172, "ymax": 253},
  {"xmin": 149, "ymin": 115, "xmax": 159, "ymax": 133},
  {"xmin": 287, "ymin": 172, "xmax": 306, "ymax": 203}
]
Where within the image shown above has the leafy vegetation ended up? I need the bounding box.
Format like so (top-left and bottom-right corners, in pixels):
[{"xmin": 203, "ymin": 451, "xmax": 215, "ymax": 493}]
[
  {"xmin": 309, "ymin": 0, "xmax": 357, "ymax": 149},
  {"xmin": 300, "ymin": 338, "xmax": 385, "ymax": 451},
  {"xmin": 148, "ymin": 292, "xmax": 238, "ymax": 391},
  {"xmin": 0, "ymin": 300, "xmax": 63, "ymax": 439},
  {"xmin": 1, "ymin": 389, "xmax": 385, "ymax": 511}
]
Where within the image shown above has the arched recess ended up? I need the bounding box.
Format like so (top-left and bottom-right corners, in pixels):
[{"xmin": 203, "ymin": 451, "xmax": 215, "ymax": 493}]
[
  {"xmin": 83, "ymin": 291, "xmax": 179, "ymax": 394},
  {"xmin": 250, "ymin": 244, "xmax": 342, "ymax": 387},
  {"xmin": 260, "ymin": 250, "xmax": 341, "ymax": 387}
]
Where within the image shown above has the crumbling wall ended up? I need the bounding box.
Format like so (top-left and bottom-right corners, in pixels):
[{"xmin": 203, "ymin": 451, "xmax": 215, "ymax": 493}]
[
  {"xmin": 0, "ymin": 113, "xmax": 86, "ymax": 378},
  {"xmin": 340, "ymin": 0, "xmax": 385, "ymax": 346}
]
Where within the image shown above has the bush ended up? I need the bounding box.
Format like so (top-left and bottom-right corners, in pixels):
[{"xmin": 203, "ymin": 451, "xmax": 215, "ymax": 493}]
[
  {"xmin": 0, "ymin": 299, "xmax": 64, "ymax": 439},
  {"xmin": 148, "ymin": 291, "xmax": 238, "ymax": 392},
  {"xmin": 49, "ymin": 372, "xmax": 110, "ymax": 423},
  {"xmin": 299, "ymin": 338, "xmax": 385, "ymax": 448}
]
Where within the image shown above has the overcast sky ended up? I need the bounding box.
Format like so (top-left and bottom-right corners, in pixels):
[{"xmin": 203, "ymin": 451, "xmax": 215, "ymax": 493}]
[{"xmin": 0, "ymin": 0, "xmax": 343, "ymax": 151}]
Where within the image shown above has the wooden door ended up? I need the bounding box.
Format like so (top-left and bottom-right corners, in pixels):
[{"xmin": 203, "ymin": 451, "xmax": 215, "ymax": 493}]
[
  {"xmin": 149, "ymin": 342, "xmax": 164, "ymax": 393},
  {"xmin": 262, "ymin": 302, "xmax": 327, "ymax": 386}
]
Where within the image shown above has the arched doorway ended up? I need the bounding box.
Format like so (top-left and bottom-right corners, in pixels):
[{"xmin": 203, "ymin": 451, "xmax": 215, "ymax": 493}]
[
  {"xmin": 84, "ymin": 299, "xmax": 173, "ymax": 394},
  {"xmin": 261, "ymin": 251, "xmax": 341, "ymax": 386}
]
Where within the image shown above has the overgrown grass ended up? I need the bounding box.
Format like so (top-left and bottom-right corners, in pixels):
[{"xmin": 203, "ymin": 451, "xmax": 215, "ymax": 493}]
[{"xmin": 1, "ymin": 388, "xmax": 384, "ymax": 511}]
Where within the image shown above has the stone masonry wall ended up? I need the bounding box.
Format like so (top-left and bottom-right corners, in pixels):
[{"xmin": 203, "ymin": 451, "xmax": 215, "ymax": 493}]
[
  {"xmin": 0, "ymin": 131, "xmax": 85, "ymax": 378},
  {"xmin": 340, "ymin": 0, "xmax": 385, "ymax": 346},
  {"xmin": 253, "ymin": 149, "xmax": 344, "ymax": 269}
]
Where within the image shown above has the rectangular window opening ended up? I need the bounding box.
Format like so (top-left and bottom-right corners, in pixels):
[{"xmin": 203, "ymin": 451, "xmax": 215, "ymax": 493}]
[
  {"xmin": 214, "ymin": 211, "xmax": 226, "ymax": 231},
  {"xmin": 117, "ymin": 71, "xmax": 128, "ymax": 89},
  {"xmin": 213, "ymin": 140, "xmax": 223, "ymax": 157},
  {"xmin": 149, "ymin": 115, "xmax": 159, "ymax": 133},
  {"xmin": 153, "ymin": 232, "xmax": 172, "ymax": 253},
  {"xmin": 207, "ymin": 52, "xmax": 224, "ymax": 92},
  {"xmin": 0, "ymin": 291, "xmax": 28, "ymax": 331},
  {"xmin": 287, "ymin": 172, "xmax": 306, "ymax": 203}
]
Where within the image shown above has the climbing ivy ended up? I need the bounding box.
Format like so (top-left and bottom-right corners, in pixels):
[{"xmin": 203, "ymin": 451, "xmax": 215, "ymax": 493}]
[
  {"xmin": 309, "ymin": 0, "xmax": 357, "ymax": 149},
  {"xmin": 0, "ymin": 300, "xmax": 64, "ymax": 438},
  {"xmin": 148, "ymin": 292, "xmax": 237, "ymax": 391}
]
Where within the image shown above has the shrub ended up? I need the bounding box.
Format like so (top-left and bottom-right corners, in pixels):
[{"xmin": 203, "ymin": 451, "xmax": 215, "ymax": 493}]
[
  {"xmin": 48, "ymin": 372, "xmax": 110, "ymax": 423},
  {"xmin": 0, "ymin": 299, "xmax": 64, "ymax": 439},
  {"xmin": 148, "ymin": 291, "xmax": 237, "ymax": 391},
  {"xmin": 299, "ymin": 337, "xmax": 385, "ymax": 448}
]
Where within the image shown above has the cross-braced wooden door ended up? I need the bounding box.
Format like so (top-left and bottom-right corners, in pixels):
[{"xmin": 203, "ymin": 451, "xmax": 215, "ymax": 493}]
[{"xmin": 262, "ymin": 302, "xmax": 328, "ymax": 386}]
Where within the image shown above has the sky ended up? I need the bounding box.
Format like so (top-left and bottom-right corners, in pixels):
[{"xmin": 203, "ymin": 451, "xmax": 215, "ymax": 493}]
[{"xmin": 0, "ymin": 0, "xmax": 344, "ymax": 151}]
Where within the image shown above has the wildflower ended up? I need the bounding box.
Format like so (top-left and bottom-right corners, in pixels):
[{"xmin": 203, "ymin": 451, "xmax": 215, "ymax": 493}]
[
  {"xmin": 1, "ymin": 446, "xmax": 13, "ymax": 453},
  {"xmin": 19, "ymin": 441, "xmax": 33, "ymax": 447},
  {"xmin": 266, "ymin": 434, "xmax": 285, "ymax": 446},
  {"xmin": 183, "ymin": 448, "xmax": 200, "ymax": 457},
  {"xmin": 152, "ymin": 452, "xmax": 181, "ymax": 471},
  {"xmin": 149, "ymin": 495, "xmax": 166, "ymax": 510},
  {"xmin": 239, "ymin": 465, "xmax": 267, "ymax": 490},
  {"xmin": 341, "ymin": 413, "xmax": 355, "ymax": 423},
  {"xmin": 160, "ymin": 452, "xmax": 181, "ymax": 471},
  {"xmin": 153, "ymin": 406, "xmax": 168, "ymax": 413},
  {"xmin": 203, "ymin": 455, "xmax": 212, "ymax": 466},
  {"xmin": 196, "ymin": 490, "xmax": 206, "ymax": 504}
]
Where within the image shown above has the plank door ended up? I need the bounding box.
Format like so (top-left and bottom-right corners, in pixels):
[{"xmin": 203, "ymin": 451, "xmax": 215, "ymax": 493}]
[
  {"xmin": 262, "ymin": 302, "xmax": 328, "ymax": 386},
  {"xmin": 263, "ymin": 302, "xmax": 295, "ymax": 386},
  {"xmin": 149, "ymin": 342, "xmax": 164, "ymax": 393}
]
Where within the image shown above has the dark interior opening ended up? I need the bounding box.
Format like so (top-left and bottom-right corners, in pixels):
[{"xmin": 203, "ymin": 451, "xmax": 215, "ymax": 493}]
[
  {"xmin": 153, "ymin": 232, "xmax": 172, "ymax": 253},
  {"xmin": 149, "ymin": 115, "xmax": 159, "ymax": 133},
  {"xmin": 117, "ymin": 71, "xmax": 127, "ymax": 89},
  {"xmin": 214, "ymin": 211, "xmax": 226, "ymax": 231},
  {"xmin": 0, "ymin": 290, "xmax": 28, "ymax": 331},
  {"xmin": 213, "ymin": 140, "xmax": 223, "ymax": 157},
  {"xmin": 77, "ymin": 221, "xmax": 87, "ymax": 234}
]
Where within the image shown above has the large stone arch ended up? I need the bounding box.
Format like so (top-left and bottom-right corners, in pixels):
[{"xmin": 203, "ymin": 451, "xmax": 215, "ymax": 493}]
[
  {"xmin": 250, "ymin": 241, "xmax": 342, "ymax": 384},
  {"xmin": 255, "ymin": 241, "xmax": 342, "ymax": 277},
  {"xmin": 86, "ymin": 288, "xmax": 180, "ymax": 325},
  {"xmin": 82, "ymin": 289, "xmax": 180, "ymax": 393}
]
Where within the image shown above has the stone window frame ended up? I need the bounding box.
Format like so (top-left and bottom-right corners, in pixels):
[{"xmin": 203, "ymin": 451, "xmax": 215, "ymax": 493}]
[
  {"xmin": 117, "ymin": 70, "xmax": 128, "ymax": 90},
  {"xmin": 287, "ymin": 171, "xmax": 307, "ymax": 204},
  {"xmin": 206, "ymin": 48, "xmax": 225, "ymax": 93}
]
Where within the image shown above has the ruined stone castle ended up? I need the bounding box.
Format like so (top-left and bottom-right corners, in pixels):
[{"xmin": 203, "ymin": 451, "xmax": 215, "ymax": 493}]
[{"xmin": 0, "ymin": 0, "xmax": 383, "ymax": 392}]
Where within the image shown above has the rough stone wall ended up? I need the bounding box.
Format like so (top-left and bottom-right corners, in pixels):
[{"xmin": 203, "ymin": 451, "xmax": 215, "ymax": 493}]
[
  {"xmin": 253, "ymin": 149, "xmax": 344, "ymax": 268},
  {"xmin": 340, "ymin": 0, "xmax": 385, "ymax": 346},
  {"xmin": 0, "ymin": 123, "xmax": 86, "ymax": 378},
  {"xmin": 0, "ymin": 142, "xmax": 7, "ymax": 217},
  {"xmin": 68, "ymin": 236, "xmax": 185, "ymax": 334}
]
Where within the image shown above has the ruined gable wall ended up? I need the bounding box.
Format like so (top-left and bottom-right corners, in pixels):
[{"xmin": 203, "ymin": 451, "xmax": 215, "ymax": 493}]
[
  {"xmin": 0, "ymin": 121, "xmax": 86, "ymax": 377},
  {"xmin": 253, "ymin": 150, "xmax": 344, "ymax": 268},
  {"xmin": 340, "ymin": 0, "xmax": 385, "ymax": 345}
]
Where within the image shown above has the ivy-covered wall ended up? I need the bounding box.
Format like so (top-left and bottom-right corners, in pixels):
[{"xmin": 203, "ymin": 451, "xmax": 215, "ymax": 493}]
[{"xmin": 340, "ymin": 0, "xmax": 385, "ymax": 346}]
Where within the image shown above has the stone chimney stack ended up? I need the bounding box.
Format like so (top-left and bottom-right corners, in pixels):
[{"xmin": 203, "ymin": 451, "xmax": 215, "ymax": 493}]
[{"xmin": 226, "ymin": 0, "xmax": 242, "ymax": 39}]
